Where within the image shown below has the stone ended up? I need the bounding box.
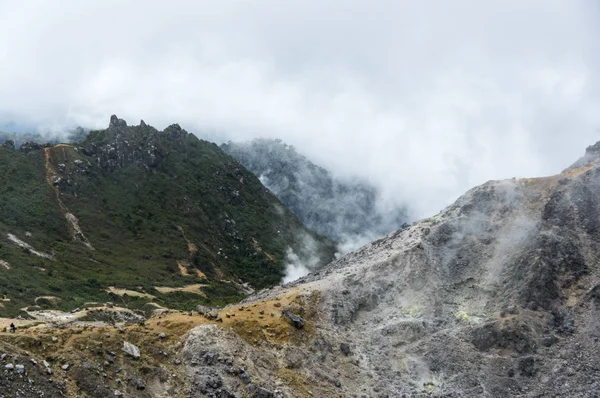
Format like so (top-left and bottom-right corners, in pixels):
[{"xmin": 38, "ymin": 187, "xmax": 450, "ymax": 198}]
[
  {"xmin": 238, "ymin": 368, "xmax": 251, "ymax": 384},
  {"xmin": 5, "ymin": 363, "xmax": 14, "ymax": 370},
  {"xmin": 196, "ymin": 305, "xmax": 211, "ymax": 315},
  {"xmin": 62, "ymin": 364, "xmax": 70, "ymax": 371},
  {"xmin": 541, "ymin": 335, "xmax": 558, "ymax": 347},
  {"xmin": 518, "ymin": 356, "xmax": 536, "ymax": 377},
  {"xmin": 282, "ymin": 310, "xmax": 305, "ymax": 329},
  {"xmin": 122, "ymin": 342, "xmax": 141, "ymax": 359},
  {"xmin": 159, "ymin": 332, "xmax": 167, "ymax": 339},
  {"xmin": 506, "ymin": 305, "xmax": 519, "ymax": 315},
  {"xmin": 340, "ymin": 343, "xmax": 352, "ymax": 356},
  {"xmin": 136, "ymin": 379, "xmax": 146, "ymax": 390}
]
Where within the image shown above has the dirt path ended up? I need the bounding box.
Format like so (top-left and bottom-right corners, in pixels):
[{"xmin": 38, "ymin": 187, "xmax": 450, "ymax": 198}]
[
  {"xmin": 155, "ymin": 284, "xmax": 208, "ymax": 297},
  {"xmin": 105, "ymin": 286, "xmax": 155, "ymax": 299},
  {"xmin": 44, "ymin": 146, "xmax": 93, "ymax": 249}
]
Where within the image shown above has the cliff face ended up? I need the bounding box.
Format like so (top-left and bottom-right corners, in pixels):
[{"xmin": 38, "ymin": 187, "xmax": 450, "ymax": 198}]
[{"xmin": 179, "ymin": 144, "xmax": 600, "ymax": 397}]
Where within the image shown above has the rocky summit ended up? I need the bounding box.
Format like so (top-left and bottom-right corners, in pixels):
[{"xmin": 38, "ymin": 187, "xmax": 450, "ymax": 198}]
[{"xmin": 2, "ymin": 139, "xmax": 600, "ymax": 397}]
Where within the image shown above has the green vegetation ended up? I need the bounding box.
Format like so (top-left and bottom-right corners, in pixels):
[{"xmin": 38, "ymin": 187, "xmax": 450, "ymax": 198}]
[{"xmin": 0, "ymin": 119, "xmax": 336, "ymax": 316}]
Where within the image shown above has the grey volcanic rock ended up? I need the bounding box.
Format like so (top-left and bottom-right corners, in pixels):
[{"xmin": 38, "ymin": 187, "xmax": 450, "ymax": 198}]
[
  {"xmin": 282, "ymin": 310, "xmax": 305, "ymax": 328},
  {"xmin": 122, "ymin": 341, "xmax": 140, "ymax": 359},
  {"xmin": 183, "ymin": 141, "xmax": 600, "ymax": 397}
]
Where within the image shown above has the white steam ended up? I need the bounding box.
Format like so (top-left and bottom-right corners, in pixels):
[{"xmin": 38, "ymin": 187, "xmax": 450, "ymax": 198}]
[
  {"xmin": 282, "ymin": 248, "xmax": 310, "ymax": 284},
  {"xmin": 282, "ymin": 232, "xmax": 322, "ymax": 283}
]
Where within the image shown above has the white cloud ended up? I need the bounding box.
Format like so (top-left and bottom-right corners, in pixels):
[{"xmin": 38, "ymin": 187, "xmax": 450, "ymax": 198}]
[{"xmin": 0, "ymin": 0, "xmax": 599, "ymax": 217}]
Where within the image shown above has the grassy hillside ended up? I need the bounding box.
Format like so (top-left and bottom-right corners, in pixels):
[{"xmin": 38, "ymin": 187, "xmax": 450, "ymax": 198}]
[{"xmin": 0, "ymin": 117, "xmax": 336, "ymax": 316}]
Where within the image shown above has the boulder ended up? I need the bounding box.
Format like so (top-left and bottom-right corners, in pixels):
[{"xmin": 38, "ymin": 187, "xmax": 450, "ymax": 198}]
[
  {"xmin": 282, "ymin": 310, "xmax": 305, "ymax": 329},
  {"xmin": 196, "ymin": 305, "xmax": 211, "ymax": 315},
  {"xmin": 122, "ymin": 342, "xmax": 141, "ymax": 359},
  {"xmin": 340, "ymin": 343, "xmax": 351, "ymax": 356}
]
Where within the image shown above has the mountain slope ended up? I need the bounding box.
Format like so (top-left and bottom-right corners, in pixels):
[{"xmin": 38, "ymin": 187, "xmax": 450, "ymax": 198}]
[
  {"xmin": 0, "ymin": 116, "xmax": 335, "ymax": 316},
  {"xmin": 3, "ymin": 140, "xmax": 600, "ymax": 397},
  {"xmin": 221, "ymin": 139, "xmax": 409, "ymax": 249},
  {"xmin": 173, "ymin": 140, "xmax": 600, "ymax": 397}
]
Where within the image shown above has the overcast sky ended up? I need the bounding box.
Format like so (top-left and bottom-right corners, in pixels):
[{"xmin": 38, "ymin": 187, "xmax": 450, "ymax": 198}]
[{"xmin": 1, "ymin": 0, "xmax": 599, "ymax": 218}]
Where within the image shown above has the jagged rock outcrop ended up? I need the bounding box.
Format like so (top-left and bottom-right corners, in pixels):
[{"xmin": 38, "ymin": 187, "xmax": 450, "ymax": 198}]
[
  {"xmin": 18, "ymin": 141, "xmax": 45, "ymax": 154},
  {"xmin": 181, "ymin": 141, "xmax": 600, "ymax": 397},
  {"xmin": 1, "ymin": 140, "xmax": 15, "ymax": 150},
  {"xmin": 109, "ymin": 114, "xmax": 127, "ymax": 128}
]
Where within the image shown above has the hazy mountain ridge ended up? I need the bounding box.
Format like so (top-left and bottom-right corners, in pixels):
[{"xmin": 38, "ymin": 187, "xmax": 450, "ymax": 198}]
[
  {"xmin": 0, "ymin": 127, "xmax": 88, "ymax": 148},
  {"xmin": 222, "ymin": 138, "xmax": 409, "ymax": 251}
]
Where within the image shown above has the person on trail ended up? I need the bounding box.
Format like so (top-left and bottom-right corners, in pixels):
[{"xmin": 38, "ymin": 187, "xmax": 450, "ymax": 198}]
[{"xmin": 9, "ymin": 322, "xmax": 16, "ymax": 333}]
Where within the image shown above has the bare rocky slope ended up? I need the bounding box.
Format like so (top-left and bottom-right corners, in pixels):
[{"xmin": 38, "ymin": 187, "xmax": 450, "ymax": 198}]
[
  {"xmin": 179, "ymin": 141, "xmax": 600, "ymax": 397},
  {"xmin": 3, "ymin": 141, "xmax": 600, "ymax": 397}
]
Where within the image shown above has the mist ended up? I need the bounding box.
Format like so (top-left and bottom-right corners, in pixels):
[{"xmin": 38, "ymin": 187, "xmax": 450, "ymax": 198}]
[
  {"xmin": 222, "ymin": 138, "xmax": 408, "ymax": 257},
  {"xmin": 282, "ymin": 232, "xmax": 324, "ymax": 283},
  {"xmin": 1, "ymin": 0, "xmax": 599, "ymax": 218}
]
